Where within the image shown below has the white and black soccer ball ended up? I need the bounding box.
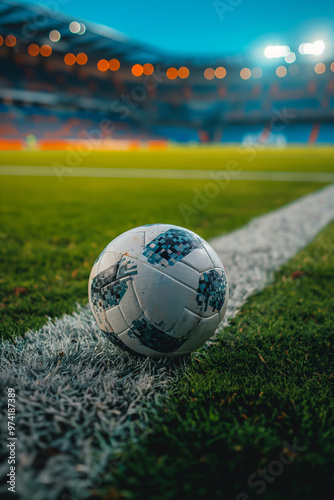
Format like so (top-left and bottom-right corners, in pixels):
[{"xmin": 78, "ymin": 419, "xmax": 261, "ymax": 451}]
[{"xmin": 88, "ymin": 224, "xmax": 228, "ymax": 357}]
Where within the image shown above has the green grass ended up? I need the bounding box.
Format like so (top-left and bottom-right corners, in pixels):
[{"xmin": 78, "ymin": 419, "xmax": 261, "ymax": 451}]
[
  {"xmin": 97, "ymin": 222, "xmax": 334, "ymax": 500},
  {"xmin": 1, "ymin": 146, "xmax": 334, "ymax": 171},
  {"xmin": 0, "ymin": 171, "xmax": 328, "ymax": 341},
  {"xmin": 1, "ymin": 149, "xmax": 333, "ymax": 499}
]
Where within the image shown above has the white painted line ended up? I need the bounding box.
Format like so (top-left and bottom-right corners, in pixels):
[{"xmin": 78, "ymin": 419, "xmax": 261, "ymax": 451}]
[{"xmin": 0, "ymin": 165, "xmax": 333, "ymax": 182}]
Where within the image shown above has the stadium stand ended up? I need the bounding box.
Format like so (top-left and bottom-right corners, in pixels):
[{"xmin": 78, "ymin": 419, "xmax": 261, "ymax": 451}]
[{"xmin": 0, "ymin": 0, "xmax": 333, "ymax": 147}]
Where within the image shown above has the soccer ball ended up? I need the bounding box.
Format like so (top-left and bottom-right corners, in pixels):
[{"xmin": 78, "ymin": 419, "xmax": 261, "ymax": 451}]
[{"xmin": 88, "ymin": 224, "xmax": 228, "ymax": 357}]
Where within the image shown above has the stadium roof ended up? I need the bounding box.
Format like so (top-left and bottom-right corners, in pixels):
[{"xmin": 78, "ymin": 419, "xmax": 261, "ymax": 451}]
[
  {"xmin": 0, "ymin": 0, "xmax": 243, "ymax": 66},
  {"xmin": 0, "ymin": 0, "xmax": 169, "ymax": 63}
]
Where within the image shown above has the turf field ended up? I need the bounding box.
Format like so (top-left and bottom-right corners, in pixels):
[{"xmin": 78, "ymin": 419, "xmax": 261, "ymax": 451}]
[
  {"xmin": 103, "ymin": 222, "xmax": 334, "ymax": 500},
  {"xmin": 0, "ymin": 147, "xmax": 332, "ymax": 340},
  {"xmin": 0, "ymin": 147, "xmax": 333, "ymax": 500}
]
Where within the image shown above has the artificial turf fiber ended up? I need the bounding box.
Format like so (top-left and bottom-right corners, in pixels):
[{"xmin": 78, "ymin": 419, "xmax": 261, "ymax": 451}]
[{"xmin": 96, "ymin": 222, "xmax": 334, "ymax": 500}]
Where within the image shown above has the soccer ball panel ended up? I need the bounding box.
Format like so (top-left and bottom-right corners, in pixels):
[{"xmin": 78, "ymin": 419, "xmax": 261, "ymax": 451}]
[
  {"xmin": 106, "ymin": 306, "xmax": 128, "ymax": 335},
  {"xmin": 199, "ymin": 238, "xmax": 225, "ymax": 268},
  {"xmin": 118, "ymin": 317, "xmax": 188, "ymax": 357},
  {"xmin": 89, "ymin": 253, "xmax": 138, "ymax": 334},
  {"xmin": 181, "ymin": 247, "xmax": 218, "ymax": 273},
  {"xmin": 195, "ymin": 268, "xmax": 228, "ymax": 316},
  {"xmin": 137, "ymin": 223, "xmax": 202, "ymax": 248},
  {"xmin": 138, "ymin": 259, "xmax": 201, "ymax": 293},
  {"xmin": 141, "ymin": 225, "xmax": 202, "ymax": 268},
  {"xmin": 88, "ymin": 258, "xmax": 100, "ymax": 302},
  {"xmin": 105, "ymin": 231, "xmax": 146, "ymax": 260},
  {"xmin": 132, "ymin": 260, "xmax": 199, "ymax": 332},
  {"xmin": 171, "ymin": 307, "xmax": 201, "ymax": 338},
  {"xmin": 174, "ymin": 314, "xmax": 220, "ymax": 355},
  {"xmin": 97, "ymin": 250, "xmax": 123, "ymax": 274},
  {"xmin": 219, "ymin": 285, "xmax": 229, "ymax": 322},
  {"xmin": 118, "ymin": 280, "xmax": 143, "ymax": 328}
]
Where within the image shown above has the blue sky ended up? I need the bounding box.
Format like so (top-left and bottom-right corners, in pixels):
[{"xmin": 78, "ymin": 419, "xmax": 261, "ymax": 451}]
[{"xmin": 21, "ymin": 0, "xmax": 334, "ymax": 56}]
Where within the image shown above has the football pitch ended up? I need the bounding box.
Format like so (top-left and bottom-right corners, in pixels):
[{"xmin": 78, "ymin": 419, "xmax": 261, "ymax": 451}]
[
  {"xmin": 1, "ymin": 147, "xmax": 333, "ymax": 340},
  {"xmin": 0, "ymin": 146, "xmax": 334, "ymax": 499}
]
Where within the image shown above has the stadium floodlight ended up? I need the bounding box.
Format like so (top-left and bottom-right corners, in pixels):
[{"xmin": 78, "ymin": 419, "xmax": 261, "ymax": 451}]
[
  {"xmin": 299, "ymin": 40, "xmax": 325, "ymax": 55},
  {"xmin": 264, "ymin": 45, "xmax": 290, "ymax": 58},
  {"xmin": 312, "ymin": 40, "xmax": 325, "ymax": 55}
]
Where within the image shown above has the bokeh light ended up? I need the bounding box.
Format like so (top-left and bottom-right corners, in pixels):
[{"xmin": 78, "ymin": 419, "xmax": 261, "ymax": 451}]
[
  {"xmin": 28, "ymin": 44, "xmax": 39, "ymax": 56},
  {"xmin": 178, "ymin": 66, "xmax": 189, "ymax": 79},
  {"xmin": 76, "ymin": 53, "xmax": 88, "ymax": 65},
  {"xmin": 240, "ymin": 68, "xmax": 251, "ymax": 80},
  {"xmin": 215, "ymin": 66, "xmax": 226, "ymax": 79},
  {"xmin": 40, "ymin": 45, "xmax": 52, "ymax": 57},
  {"xmin": 132, "ymin": 64, "xmax": 143, "ymax": 76},
  {"xmin": 204, "ymin": 68, "xmax": 215, "ymax": 80},
  {"xmin": 289, "ymin": 64, "xmax": 300, "ymax": 76},
  {"xmin": 312, "ymin": 40, "xmax": 325, "ymax": 55},
  {"xmin": 299, "ymin": 40, "xmax": 325, "ymax": 55},
  {"xmin": 49, "ymin": 30, "xmax": 61, "ymax": 42},
  {"xmin": 166, "ymin": 67, "xmax": 178, "ymax": 79},
  {"xmin": 0, "ymin": 35, "xmax": 4, "ymax": 46},
  {"xmin": 64, "ymin": 53, "xmax": 76, "ymax": 66},
  {"xmin": 331, "ymin": 62, "xmax": 334, "ymax": 72},
  {"xmin": 314, "ymin": 62, "xmax": 325, "ymax": 74},
  {"xmin": 5, "ymin": 35, "xmax": 16, "ymax": 47},
  {"xmin": 143, "ymin": 63, "xmax": 154, "ymax": 75},
  {"xmin": 78, "ymin": 23, "xmax": 86, "ymax": 35},
  {"xmin": 109, "ymin": 59, "xmax": 120, "ymax": 71},
  {"xmin": 276, "ymin": 65, "xmax": 287, "ymax": 77},
  {"xmin": 97, "ymin": 59, "xmax": 109, "ymax": 72},
  {"xmin": 284, "ymin": 52, "xmax": 296, "ymax": 63},
  {"xmin": 69, "ymin": 21, "xmax": 81, "ymax": 34},
  {"xmin": 252, "ymin": 67, "xmax": 262, "ymax": 79},
  {"xmin": 264, "ymin": 45, "xmax": 289, "ymax": 58}
]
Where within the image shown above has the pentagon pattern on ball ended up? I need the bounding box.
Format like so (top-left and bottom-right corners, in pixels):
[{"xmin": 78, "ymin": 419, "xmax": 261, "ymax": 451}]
[{"xmin": 142, "ymin": 228, "xmax": 201, "ymax": 267}]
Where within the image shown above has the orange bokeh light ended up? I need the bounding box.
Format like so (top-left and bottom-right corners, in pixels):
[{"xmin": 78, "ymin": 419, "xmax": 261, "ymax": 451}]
[
  {"xmin": 97, "ymin": 59, "xmax": 109, "ymax": 72},
  {"xmin": 331, "ymin": 62, "xmax": 334, "ymax": 72},
  {"xmin": 314, "ymin": 62, "xmax": 326, "ymax": 75},
  {"xmin": 143, "ymin": 63, "xmax": 154, "ymax": 75},
  {"xmin": 166, "ymin": 67, "xmax": 178, "ymax": 80},
  {"xmin": 215, "ymin": 66, "xmax": 226, "ymax": 79},
  {"xmin": 76, "ymin": 53, "xmax": 88, "ymax": 65},
  {"xmin": 64, "ymin": 53, "xmax": 76, "ymax": 66},
  {"xmin": 276, "ymin": 65, "xmax": 287, "ymax": 77},
  {"xmin": 0, "ymin": 35, "xmax": 3, "ymax": 46},
  {"xmin": 5, "ymin": 35, "xmax": 16, "ymax": 47},
  {"xmin": 132, "ymin": 64, "xmax": 143, "ymax": 76},
  {"xmin": 204, "ymin": 68, "xmax": 215, "ymax": 80},
  {"xmin": 178, "ymin": 66, "xmax": 189, "ymax": 79},
  {"xmin": 240, "ymin": 67, "xmax": 251, "ymax": 80},
  {"xmin": 40, "ymin": 45, "xmax": 52, "ymax": 57},
  {"xmin": 109, "ymin": 58, "xmax": 120, "ymax": 71},
  {"xmin": 28, "ymin": 44, "xmax": 39, "ymax": 56}
]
